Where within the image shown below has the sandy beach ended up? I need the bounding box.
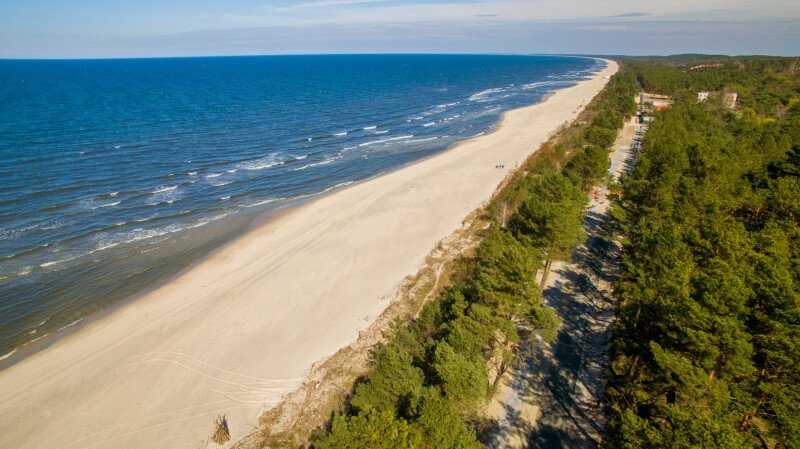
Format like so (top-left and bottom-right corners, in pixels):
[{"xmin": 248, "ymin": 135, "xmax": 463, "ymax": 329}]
[{"xmin": 0, "ymin": 59, "xmax": 617, "ymax": 449}]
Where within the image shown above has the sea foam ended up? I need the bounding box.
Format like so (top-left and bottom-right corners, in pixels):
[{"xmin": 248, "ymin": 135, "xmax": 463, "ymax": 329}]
[
  {"xmin": 237, "ymin": 153, "xmax": 287, "ymax": 171},
  {"xmin": 357, "ymin": 135, "xmax": 413, "ymax": 148}
]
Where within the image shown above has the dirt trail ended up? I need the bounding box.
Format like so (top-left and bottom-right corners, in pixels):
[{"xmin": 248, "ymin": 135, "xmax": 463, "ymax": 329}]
[{"xmin": 487, "ymin": 117, "xmax": 640, "ymax": 449}]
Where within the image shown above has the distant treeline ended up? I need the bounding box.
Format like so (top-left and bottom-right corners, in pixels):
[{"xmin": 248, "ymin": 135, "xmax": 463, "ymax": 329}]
[
  {"xmin": 604, "ymin": 57, "xmax": 800, "ymax": 448},
  {"xmin": 306, "ymin": 66, "xmax": 638, "ymax": 448},
  {"xmin": 627, "ymin": 55, "xmax": 800, "ymax": 116}
]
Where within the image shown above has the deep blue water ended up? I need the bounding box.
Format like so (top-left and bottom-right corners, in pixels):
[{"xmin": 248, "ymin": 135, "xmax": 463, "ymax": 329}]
[{"xmin": 0, "ymin": 54, "xmax": 600, "ymax": 361}]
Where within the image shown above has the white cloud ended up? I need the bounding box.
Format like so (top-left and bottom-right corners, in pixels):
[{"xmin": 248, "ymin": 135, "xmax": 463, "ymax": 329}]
[
  {"xmin": 2, "ymin": 0, "xmax": 799, "ymax": 57},
  {"xmin": 210, "ymin": 0, "xmax": 800, "ymax": 28},
  {"xmin": 272, "ymin": 0, "xmax": 393, "ymax": 12}
]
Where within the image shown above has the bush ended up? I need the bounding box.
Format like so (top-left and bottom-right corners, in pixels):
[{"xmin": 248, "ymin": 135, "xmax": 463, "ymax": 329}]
[
  {"xmin": 433, "ymin": 341, "xmax": 488, "ymax": 404},
  {"xmin": 563, "ymin": 145, "xmax": 612, "ymax": 191},
  {"xmin": 408, "ymin": 388, "xmax": 482, "ymax": 449},
  {"xmin": 314, "ymin": 408, "xmax": 421, "ymax": 449},
  {"xmin": 351, "ymin": 343, "xmax": 425, "ymax": 413}
]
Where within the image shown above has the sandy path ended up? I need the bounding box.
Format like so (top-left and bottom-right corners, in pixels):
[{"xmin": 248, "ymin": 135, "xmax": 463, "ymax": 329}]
[
  {"xmin": 486, "ymin": 116, "xmax": 639, "ymax": 448},
  {"xmin": 0, "ymin": 60, "xmax": 617, "ymax": 449}
]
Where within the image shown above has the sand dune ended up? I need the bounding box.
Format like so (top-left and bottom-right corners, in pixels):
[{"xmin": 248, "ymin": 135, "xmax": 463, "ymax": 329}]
[{"xmin": 0, "ymin": 59, "xmax": 617, "ymax": 449}]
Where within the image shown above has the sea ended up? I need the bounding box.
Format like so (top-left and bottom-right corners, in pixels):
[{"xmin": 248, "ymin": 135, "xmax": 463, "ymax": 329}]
[{"xmin": 0, "ymin": 54, "xmax": 602, "ymax": 363}]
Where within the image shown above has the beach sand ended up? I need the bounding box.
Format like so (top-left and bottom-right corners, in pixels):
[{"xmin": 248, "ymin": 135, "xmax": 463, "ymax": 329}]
[{"xmin": 0, "ymin": 59, "xmax": 617, "ymax": 449}]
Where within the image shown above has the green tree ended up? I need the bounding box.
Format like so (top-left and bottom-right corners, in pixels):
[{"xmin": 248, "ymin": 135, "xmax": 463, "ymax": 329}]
[
  {"xmin": 472, "ymin": 227, "xmax": 541, "ymax": 317},
  {"xmin": 432, "ymin": 341, "xmax": 488, "ymax": 404},
  {"xmin": 563, "ymin": 145, "xmax": 611, "ymax": 191},
  {"xmin": 351, "ymin": 343, "xmax": 425, "ymax": 412},
  {"xmin": 512, "ymin": 171, "xmax": 586, "ymax": 288},
  {"xmin": 407, "ymin": 388, "xmax": 482, "ymax": 449},
  {"xmin": 314, "ymin": 408, "xmax": 422, "ymax": 449}
]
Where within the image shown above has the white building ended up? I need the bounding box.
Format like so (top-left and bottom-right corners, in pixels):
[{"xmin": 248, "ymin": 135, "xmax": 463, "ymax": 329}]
[{"xmin": 723, "ymin": 92, "xmax": 738, "ymax": 109}]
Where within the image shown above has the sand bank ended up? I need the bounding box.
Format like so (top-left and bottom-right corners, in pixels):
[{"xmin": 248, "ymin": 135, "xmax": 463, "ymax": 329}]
[{"xmin": 0, "ymin": 59, "xmax": 617, "ymax": 449}]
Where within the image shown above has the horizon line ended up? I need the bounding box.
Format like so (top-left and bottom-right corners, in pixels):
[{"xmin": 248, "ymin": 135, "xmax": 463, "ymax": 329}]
[{"xmin": 0, "ymin": 52, "xmax": 794, "ymax": 62}]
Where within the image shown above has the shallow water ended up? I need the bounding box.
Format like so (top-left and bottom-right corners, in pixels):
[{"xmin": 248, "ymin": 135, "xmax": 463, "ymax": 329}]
[{"xmin": 0, "ymin": 54, "xmax": 600, "ymax": 360}]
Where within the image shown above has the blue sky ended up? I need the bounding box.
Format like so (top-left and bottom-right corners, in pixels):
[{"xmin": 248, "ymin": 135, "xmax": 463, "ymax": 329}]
[{"xmin": 1, "ymin": 0, "xmax": 799, "ymax": 58}]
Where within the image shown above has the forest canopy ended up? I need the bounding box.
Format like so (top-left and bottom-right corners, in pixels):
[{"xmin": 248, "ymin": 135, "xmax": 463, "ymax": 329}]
[{"xmin": 604, "ymin": 55, "xmax": 800, "ymax": 449}]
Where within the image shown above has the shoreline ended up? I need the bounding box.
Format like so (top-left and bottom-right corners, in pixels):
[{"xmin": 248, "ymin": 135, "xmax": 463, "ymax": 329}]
[
  {"xmin": 0, "ymin": 115, "xmax": 515, "ymax": 371},
  {"xmin": 0, "ymin": 65, "xmax": 572, "ymax": 371},
  {"xmin": 0, "ymin": 66, "xmax": 570, "ymax": 371},
  {"xmin": 0, "ymin": 190, "xmax": 326, "ymax": 371},
  {"xmin": 0, "ymin": 59, "xmax": 617, "ymax": 449}
]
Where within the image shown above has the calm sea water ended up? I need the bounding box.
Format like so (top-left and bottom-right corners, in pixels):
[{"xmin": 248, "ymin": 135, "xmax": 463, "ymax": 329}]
[{"xmin": 0, "ymin": 54, "xmax": 601, "ymax": 361}]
